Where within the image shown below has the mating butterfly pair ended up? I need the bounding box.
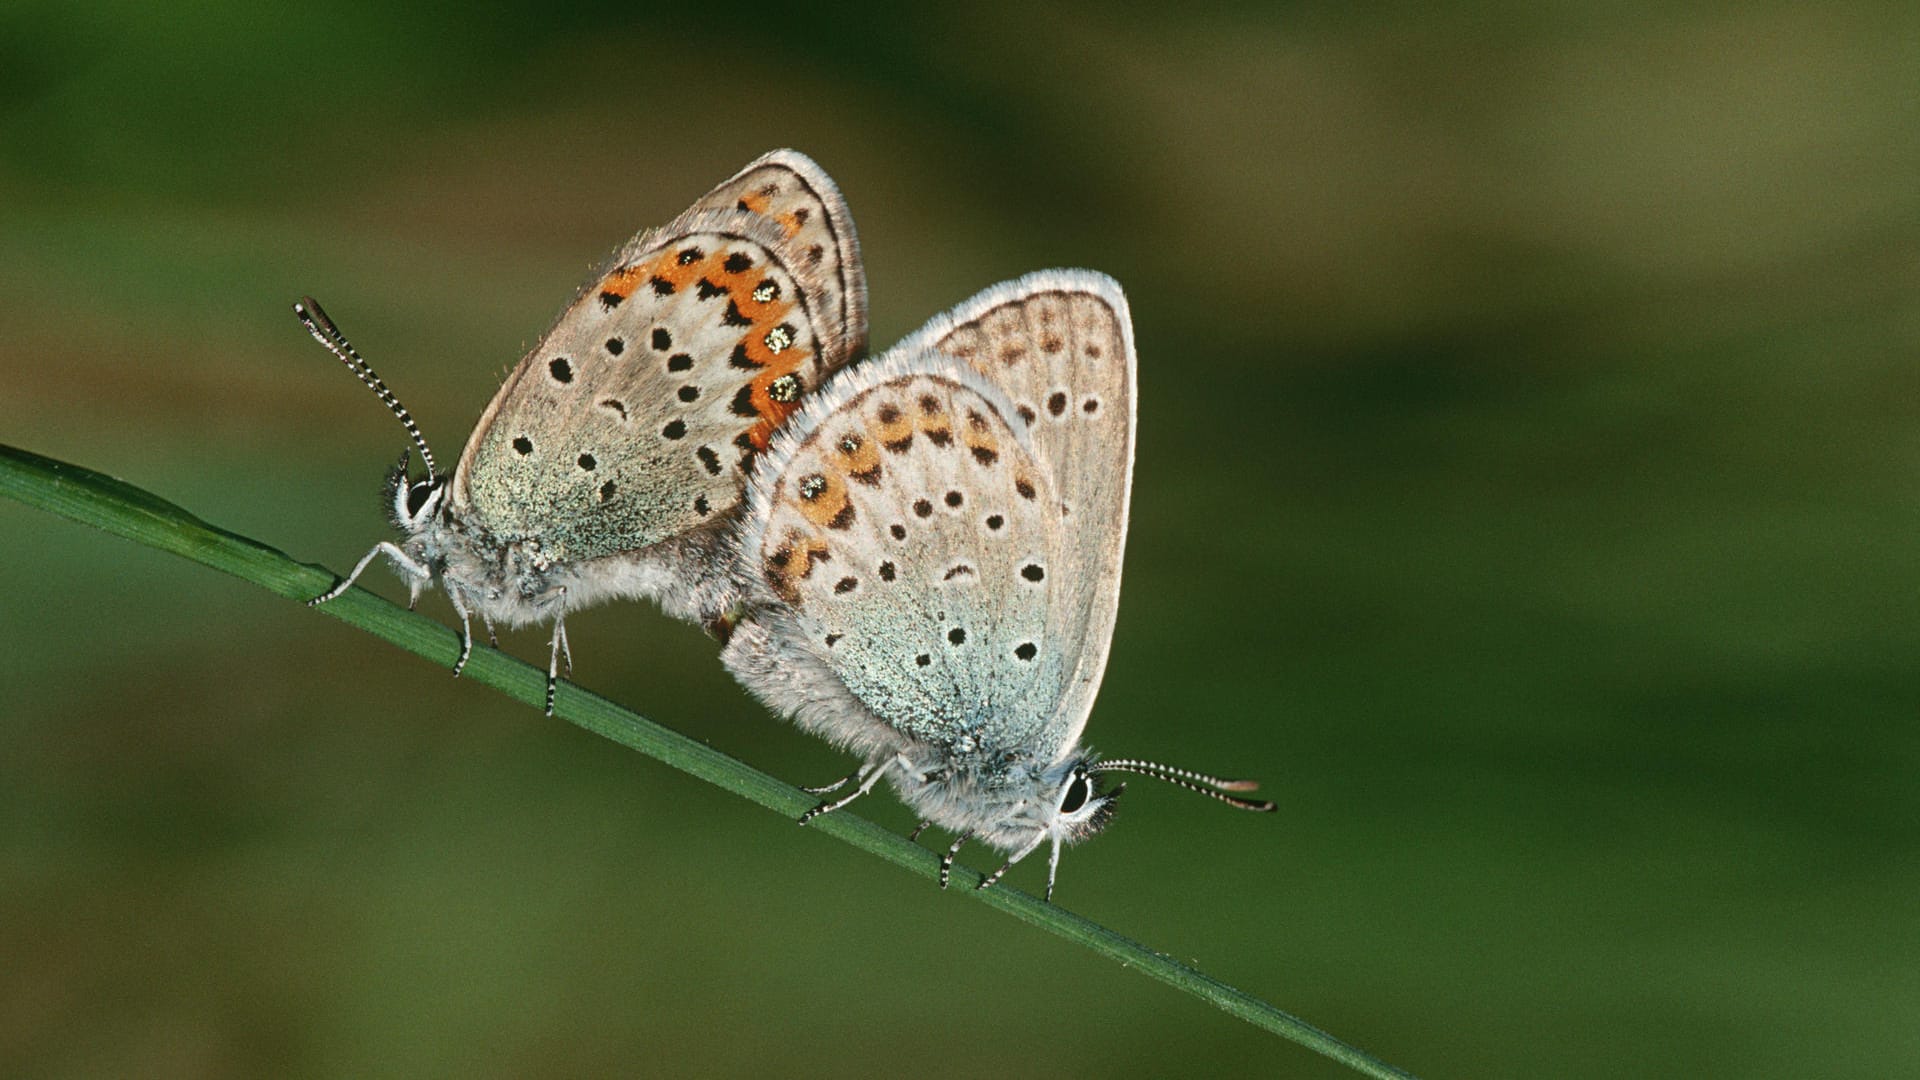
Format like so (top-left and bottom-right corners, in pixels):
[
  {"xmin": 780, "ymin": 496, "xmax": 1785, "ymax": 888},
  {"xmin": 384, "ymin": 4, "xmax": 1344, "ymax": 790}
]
[{"xmin": 301, "ymin": 151, "xmax": 1270, "ymax": 900}]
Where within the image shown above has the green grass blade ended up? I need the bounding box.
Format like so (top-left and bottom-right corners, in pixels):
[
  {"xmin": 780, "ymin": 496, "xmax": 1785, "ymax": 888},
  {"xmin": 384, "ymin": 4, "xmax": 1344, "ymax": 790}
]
[{"xmin": 0, "ymin": 441, "xmax": 1418, "ymax": 1080}]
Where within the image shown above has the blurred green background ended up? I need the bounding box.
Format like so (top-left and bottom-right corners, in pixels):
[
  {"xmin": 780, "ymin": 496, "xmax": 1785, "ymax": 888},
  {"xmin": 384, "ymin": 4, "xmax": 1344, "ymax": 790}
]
[{"xmin": 3, "ymin": 3, "xmax": 1917, "ymax": 1076}]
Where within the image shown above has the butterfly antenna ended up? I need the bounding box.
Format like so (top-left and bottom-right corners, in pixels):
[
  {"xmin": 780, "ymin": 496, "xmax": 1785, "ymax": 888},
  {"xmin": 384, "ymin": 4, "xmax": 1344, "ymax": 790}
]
[
  {"xmin": 294, "ymin": 296, "xmax": 439, "ymax": 481},
  {"xmin": 1088, "ymin": 759, "xmax": 1276, "ymax": 812}
]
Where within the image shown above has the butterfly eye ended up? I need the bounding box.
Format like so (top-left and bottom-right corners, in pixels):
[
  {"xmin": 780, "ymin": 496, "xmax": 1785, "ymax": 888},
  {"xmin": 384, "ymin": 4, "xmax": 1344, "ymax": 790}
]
[
  {"xmin": 1059, "ymin": 773, "xmax": 1092, "ymax": 816},
  {"xmin": 406, "ymin": 481, "xmax": 435, "ymax": 517}
]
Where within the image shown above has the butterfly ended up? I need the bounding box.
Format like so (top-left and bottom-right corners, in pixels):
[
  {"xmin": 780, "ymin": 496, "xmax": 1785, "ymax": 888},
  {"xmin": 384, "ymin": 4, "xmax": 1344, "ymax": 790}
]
[
  {"xmin": 721, "ymin": 270, "xmax": 1272, "ymax": 900},
  {"xmin": 298, "ymin": 150, "xmax": 866, "ymax": 712}
]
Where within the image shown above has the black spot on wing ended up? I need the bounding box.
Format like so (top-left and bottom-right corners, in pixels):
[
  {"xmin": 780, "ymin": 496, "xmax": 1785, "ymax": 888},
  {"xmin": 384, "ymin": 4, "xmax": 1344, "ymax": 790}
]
[{"xmin": 731, "ymin": 384, "xmax": 758, "ymax": 417}]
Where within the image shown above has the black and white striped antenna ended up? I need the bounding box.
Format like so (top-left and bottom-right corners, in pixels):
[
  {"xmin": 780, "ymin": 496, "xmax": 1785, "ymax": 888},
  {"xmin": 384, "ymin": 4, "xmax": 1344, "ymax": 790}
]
[
  {"xmin": 1088, "ymin": 759, "xmax": 1276, "ymax": 811},
  {"xmin": 294, "ymin": 297, "xmax": 438, "ymax": 480}
]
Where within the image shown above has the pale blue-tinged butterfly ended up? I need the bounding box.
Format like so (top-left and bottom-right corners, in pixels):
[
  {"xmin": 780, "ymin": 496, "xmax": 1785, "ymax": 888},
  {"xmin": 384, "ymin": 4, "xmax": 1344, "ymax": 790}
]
[
  {"xmin": 721, "ymin": 271, "xmax": 1272, "ymax": 900},
  {"xmin": 297, "ymin": 150, "xmax": 866, "ymax": 712}
]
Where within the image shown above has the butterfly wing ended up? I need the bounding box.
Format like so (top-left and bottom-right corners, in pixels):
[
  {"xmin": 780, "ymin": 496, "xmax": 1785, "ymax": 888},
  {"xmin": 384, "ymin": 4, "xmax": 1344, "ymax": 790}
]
[
  {"xmin": 893, "ymin": 271, "xmax": 1136, "ymax": 755},
  {"xmin": 452, "ymin": 153, "xmax": 866, "ymax": 564},
  {"xmin": 732, "ymin": 347, "xmax": 1071, "ymax": 759},
  {"xmin": 688, "ymin": 149, "xmax": 867, "ymax": 368}
]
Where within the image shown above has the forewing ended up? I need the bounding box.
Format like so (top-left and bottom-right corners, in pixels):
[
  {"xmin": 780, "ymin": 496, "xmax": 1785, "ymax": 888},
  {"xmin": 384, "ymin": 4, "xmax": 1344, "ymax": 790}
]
[
  {"xmin": 742, "ymin": 352, "xmax": 1069, "ymax": 755},
  {"xmin": 456, "ymin": 210, "xmax": 838, "ymax": 562},
  {"xmin": 898, "ymin": 271, "xmax": 1137, "ymax": 753}
]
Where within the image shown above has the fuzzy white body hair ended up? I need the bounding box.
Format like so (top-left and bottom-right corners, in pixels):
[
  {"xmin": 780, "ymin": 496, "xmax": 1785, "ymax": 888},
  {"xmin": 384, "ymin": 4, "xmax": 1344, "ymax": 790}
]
[
  {"xmin": 401, "ymin": 501, "xmax": 739, "ymax": 632},
  {"xmin": 720, "ymin": 614, "xmax": 912, "ymax": 763}
]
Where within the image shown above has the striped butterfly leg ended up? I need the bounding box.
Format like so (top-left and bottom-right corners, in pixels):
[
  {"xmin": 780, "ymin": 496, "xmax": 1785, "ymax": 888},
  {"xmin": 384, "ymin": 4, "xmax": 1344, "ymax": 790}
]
[
  {"xmin": 799, "ymin": 761, "xmax": 870, "ymax": 796},
  {"xmin": 977, "ymin": 830, "xmax": 1047, "ymax": 892},
  {"xmin": 446, "ymin": 587, "xmax": 476, "ymax": 677},
  {"xmin": 938, "ymin": 832, "xmax": 976, "ymax": 890},
  {"xmin": 544, "ymin": 612, "xmax": 571, "ymax": 716},
  {"xmin": 311, "ymin": 540, "xmax": 477, "ymax": 679},
  {"xmin": 796, "ymin": 756, "xmax": 895, "ymax": 825},
  {"xmin": 309, "ymin": 540, "xmax": 429, "ymax": 608}
]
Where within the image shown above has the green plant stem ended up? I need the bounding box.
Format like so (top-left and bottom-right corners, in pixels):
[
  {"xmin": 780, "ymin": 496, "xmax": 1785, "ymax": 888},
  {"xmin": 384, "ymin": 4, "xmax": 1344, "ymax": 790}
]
[{"xmin": 0, "ymin": 442, "xmax": 1418, "ymax": 1080}]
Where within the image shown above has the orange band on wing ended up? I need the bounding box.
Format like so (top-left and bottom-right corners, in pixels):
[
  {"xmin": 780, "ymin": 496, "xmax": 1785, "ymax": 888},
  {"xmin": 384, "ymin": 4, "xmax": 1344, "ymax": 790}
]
[
  {"xmin": 598, "ymin": 239, "xmax": 815, "ymax": 454},
  {"xmin": 598, "ymin": 263, "xmax": 644, "ymax": 301}
]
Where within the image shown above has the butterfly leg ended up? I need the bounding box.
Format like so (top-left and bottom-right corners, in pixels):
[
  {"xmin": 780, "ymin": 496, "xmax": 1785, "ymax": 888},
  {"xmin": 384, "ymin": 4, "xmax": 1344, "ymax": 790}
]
[
  {"xmin": 799, "ymin": 761, "xmax": 869, "ymax": 796},
  {"xmin": 483, "ymin": 615, "xmax": 498, "ymax": 648},
  {"xmin": 1044, "ymin": 834, "xmax": 1067, "ymax": 903},
  {"xmin": 906, "ymin": 819, "xmax": 934, "ymax": 844},
  {"xmin": 544, "ymin": 616, "xmax": 570, "ymax": 717},
  {"xmin": 938, "ymin": 832, "xmax": 974, "ymax": 890},
  {"xmin": 445, "ymin": 588, "xmax": 474, "ymax": 678},
  {"xmin": 978, "ymin": 831, "xmax": 1047, "ymax": 893},
  {"xmin": 797, "ymin": 757, "xmax": 895, "ymax": 826},
  {"xmin": 310, "ymin": 541, "xmax": 427, "ymax": 607}
]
